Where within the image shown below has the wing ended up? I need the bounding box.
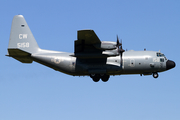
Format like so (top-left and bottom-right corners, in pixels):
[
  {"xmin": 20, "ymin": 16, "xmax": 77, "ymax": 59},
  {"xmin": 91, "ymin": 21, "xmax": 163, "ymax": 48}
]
[
  {"xmin": 73, "ymin": 30, "xmax": 118, "ymax": 58},
  {"xmin": 74, "ymin": 30, "xmax": 102, "ymax": 55},
  {"xmin": 74, "ymin": 30, "xmax": 107, "ymax": 67}
]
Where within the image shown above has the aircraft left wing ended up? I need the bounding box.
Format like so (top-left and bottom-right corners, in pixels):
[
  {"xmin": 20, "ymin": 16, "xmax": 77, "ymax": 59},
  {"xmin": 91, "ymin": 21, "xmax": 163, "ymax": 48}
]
[
  {"xmin": 74, "ymin": 30, "xmax": 102, "ymax": 56},
  {"xmin": 73, "ymin": 30, "xmax": 119, "ymax": 58},
  {"xmin": 77, "ymin": 30, "xmax": 101, "ymax": 44}
]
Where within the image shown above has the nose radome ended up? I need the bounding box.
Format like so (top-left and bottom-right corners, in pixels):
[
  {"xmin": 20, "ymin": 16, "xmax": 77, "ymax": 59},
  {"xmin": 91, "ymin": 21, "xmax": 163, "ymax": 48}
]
[{"xmin": 166, "ymin": 60, "xmax": 176, "ymax": 70}]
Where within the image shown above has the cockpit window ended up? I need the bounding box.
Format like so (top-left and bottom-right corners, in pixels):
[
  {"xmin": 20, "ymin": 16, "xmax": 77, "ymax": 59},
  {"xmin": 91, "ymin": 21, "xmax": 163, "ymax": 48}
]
[
  {"xmin": 156, "ymin": 53, "xmax": 165, "ymax": 57},
  {"xmin": 157, "ymin": 53, "xmax": 160, "ymax": 57},
  {"xmin": 157, "ymin": 53, "xmax": 167, "ymax": 61},
  {"xmin": 157, "ymin": 53, "xmax": 165, "ymax": 57}
]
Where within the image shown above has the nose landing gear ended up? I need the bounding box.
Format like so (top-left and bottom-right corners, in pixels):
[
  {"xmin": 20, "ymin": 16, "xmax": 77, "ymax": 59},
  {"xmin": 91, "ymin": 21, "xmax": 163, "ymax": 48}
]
[{"xmin": 153, "ymin": 72, "xmax": 159, "ymax": 78}]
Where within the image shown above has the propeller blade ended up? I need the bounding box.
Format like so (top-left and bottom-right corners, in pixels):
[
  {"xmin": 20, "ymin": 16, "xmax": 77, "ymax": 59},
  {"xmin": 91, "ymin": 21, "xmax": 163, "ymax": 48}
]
[
  {"xmin": 116, "ymin": 35, "xmax": 122, "ymax": 47},
  {"xmin": 116, "ymin": 38, "xmax": 124, "ymax": 67}
]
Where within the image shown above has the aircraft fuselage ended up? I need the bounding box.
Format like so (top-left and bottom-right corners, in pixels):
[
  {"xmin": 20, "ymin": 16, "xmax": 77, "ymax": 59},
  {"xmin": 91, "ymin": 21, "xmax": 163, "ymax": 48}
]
[{"xmin": 31, "ymin": 49, "xmax": 174, "ymax": 77}]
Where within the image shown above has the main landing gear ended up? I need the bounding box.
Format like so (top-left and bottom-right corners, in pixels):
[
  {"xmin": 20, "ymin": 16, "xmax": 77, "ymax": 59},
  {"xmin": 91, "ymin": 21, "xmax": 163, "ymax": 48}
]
[{"xmin": 90, "ymin": 74, "xmax": 110, "ymax": 82}]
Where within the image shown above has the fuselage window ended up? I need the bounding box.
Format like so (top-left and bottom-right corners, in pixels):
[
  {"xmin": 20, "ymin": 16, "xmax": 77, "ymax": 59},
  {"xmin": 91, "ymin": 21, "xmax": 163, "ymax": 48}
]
[{"xmin": 160, "ymin": 58, "xmax": 164, "ymax": 62}]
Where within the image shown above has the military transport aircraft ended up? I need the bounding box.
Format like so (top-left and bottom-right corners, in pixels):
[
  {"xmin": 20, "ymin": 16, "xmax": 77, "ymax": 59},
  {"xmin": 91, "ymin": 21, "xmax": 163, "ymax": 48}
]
[{"xmin": 7, "ymin": 15, "xmax": 176, "ymax": 82}]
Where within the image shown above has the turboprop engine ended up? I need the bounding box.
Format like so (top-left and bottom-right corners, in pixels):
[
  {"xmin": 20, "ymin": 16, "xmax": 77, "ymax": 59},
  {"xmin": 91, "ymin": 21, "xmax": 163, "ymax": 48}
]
[{"xmin": 93, "ymin": 41, "xmax": 117, "ymax": 50}]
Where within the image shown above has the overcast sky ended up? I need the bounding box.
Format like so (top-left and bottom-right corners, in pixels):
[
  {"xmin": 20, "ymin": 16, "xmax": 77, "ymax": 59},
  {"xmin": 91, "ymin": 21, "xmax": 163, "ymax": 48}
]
[{"xmin": 0, "ymin": 0, "xmax": 179, "ymax": 120}]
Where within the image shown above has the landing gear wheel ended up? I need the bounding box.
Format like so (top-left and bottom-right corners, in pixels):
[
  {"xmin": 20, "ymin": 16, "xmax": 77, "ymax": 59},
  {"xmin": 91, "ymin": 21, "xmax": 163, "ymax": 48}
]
[
  {"xmin": 90, "ymin": 74, "xmax": 100, "ymax": 82},
  {"xmin": 92, "ymin": 77, "xmax": 100, "ymax": 82},
  {"xmin": 100, "ymin": 74, "xmax": 110, "ymax": 82},
  {"xmin": 153, "ymin": 72, "xmax": 159, "ymax": 78}
]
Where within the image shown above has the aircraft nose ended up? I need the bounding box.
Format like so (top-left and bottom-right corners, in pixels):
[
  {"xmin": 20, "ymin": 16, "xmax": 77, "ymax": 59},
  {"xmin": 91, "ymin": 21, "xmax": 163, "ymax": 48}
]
[{"xmin": 166, "ymin": 60, "xmax": 176, "ymax": 70}]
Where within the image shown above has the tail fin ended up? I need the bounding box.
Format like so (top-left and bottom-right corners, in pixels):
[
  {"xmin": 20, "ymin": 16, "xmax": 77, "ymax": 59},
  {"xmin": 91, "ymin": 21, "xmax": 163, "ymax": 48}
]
[{"xmin": 7, "ymin": 15, "xmax": 40, "ymax": 63}]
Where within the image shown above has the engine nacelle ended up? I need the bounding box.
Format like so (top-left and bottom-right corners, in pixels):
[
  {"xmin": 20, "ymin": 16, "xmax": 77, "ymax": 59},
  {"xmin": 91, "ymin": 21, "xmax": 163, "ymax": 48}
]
[{"xmin": 93, "ymin": 41, "xmax": 117, "ymax": 50}]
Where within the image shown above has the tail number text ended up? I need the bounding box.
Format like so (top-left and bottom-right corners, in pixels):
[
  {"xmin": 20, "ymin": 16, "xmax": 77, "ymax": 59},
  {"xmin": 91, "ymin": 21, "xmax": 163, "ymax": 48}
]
[{"xmin": 17, "ymin": 42, "xmax": 29, "ymax": 48}]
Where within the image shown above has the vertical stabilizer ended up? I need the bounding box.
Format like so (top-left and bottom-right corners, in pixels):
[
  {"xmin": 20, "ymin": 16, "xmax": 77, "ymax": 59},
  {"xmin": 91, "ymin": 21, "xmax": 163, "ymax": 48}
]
[{"xmin": 8, "ymin": 15, "xmax": 39, "ymax": 54}]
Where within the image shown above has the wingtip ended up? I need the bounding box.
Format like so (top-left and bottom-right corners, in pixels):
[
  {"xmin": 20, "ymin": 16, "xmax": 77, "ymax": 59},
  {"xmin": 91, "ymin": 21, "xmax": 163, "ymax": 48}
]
[{"xmin": 78, "ymin": 29, "xmax": 93, "ymax": 32}]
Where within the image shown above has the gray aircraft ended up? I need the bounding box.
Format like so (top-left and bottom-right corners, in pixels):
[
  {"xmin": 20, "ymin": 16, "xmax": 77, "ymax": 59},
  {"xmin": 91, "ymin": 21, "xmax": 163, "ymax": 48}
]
[{"xmin": 7, "ymin": 15, "xmax": 176, "ymax": 82}]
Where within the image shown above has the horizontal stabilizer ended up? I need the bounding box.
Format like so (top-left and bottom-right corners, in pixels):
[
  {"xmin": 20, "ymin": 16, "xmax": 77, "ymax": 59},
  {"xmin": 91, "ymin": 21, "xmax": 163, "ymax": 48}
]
[{"xmin": 7, "ymin": 49, "xmax": 32, "ymax": 63}]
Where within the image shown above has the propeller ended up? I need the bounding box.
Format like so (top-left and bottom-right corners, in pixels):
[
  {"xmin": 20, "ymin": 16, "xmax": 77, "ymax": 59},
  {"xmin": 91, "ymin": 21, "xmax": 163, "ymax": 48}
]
[
  {"xmin": 116, "ymin": 35, "xmax": 125, "ymax": 54},
  {"xmin": 116, "ymin": 35, "xmax": 125, "ymax": 67}
]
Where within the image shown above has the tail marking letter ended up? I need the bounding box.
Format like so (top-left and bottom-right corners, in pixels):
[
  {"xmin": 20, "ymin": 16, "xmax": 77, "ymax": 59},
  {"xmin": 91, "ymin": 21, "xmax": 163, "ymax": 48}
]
[{"xmin": 19, "ymin": 34, "xmax": 28, "ymax": 39}]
